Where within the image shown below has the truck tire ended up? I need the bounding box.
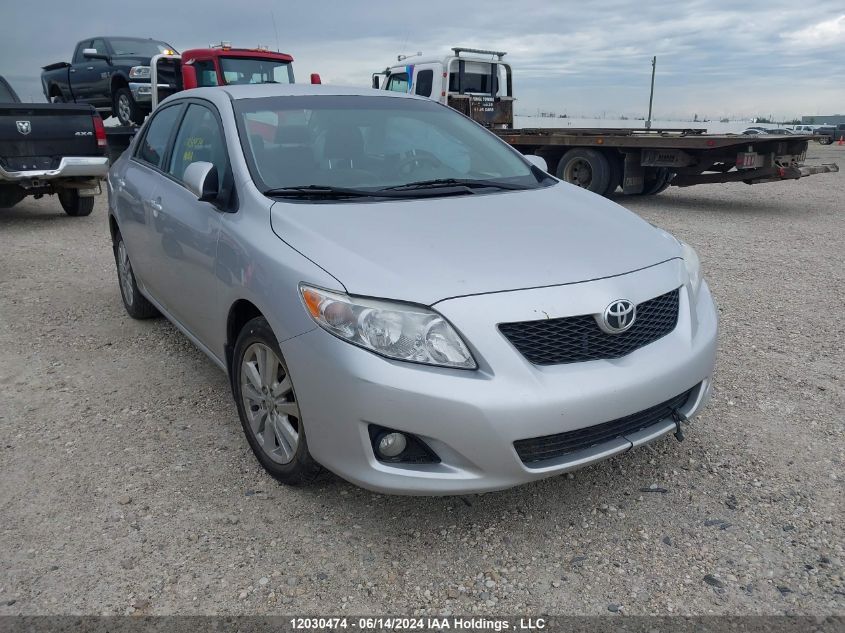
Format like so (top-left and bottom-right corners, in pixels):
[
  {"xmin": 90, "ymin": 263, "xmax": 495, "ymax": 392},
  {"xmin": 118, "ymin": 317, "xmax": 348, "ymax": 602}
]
[
  {"xmin": 59, "ymin": 190, "xmax": 95, "ymax": 216},
  {"xmin": 603, "ymin": 152, "xmax": 623, "ymax": 196},
  {"xmin": 637, "ymin": 168, "xmax": 672, "ymax": 196},
  {"xmin": 113, "ymin": 87, "xmax": 144, "ymax": 126},
  {"xmin": 113, "ymin": 232, "xmax": 160, "ymax": 319},
  {"xmin": 556, "ymin": 149, "xmax": 610, "ymax": 195},
  {"xmin": 818, "ymin": 136, "xmax": 832, "ymax": 145}
]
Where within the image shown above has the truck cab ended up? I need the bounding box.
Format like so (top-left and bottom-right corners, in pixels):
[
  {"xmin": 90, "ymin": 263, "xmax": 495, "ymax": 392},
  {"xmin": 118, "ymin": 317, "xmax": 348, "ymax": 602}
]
[{"xmin": 373, "ymin": 47, "xmax": 514, "ymax": 128}]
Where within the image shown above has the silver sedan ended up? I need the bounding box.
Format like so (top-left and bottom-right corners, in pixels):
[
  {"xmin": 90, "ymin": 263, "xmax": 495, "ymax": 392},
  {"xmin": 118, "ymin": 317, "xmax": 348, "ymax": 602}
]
[{"xmin": 107, "ymin": 84, "xmax": 717, "ymax": 494}]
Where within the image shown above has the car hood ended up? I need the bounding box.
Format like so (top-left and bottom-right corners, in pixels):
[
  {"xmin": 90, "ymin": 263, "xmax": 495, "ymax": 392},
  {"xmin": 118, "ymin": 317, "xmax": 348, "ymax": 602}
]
[{"xmin": 269, "ymin": 183, "xmax": 682, "ymax": 306}]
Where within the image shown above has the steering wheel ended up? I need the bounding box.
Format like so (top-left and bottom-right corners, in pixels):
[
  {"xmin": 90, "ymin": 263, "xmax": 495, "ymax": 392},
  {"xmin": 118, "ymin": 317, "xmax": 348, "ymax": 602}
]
[{"xmin": 395, "ymin": 151, "xmax": 442, "ymax": 176}]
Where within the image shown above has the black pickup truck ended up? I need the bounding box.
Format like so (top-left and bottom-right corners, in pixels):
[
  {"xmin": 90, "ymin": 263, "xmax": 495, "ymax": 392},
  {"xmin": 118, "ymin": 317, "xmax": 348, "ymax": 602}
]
[
  {"xmin": 814, "ymin": 124, "xmax": 845, "ymax": 145},
  {"xmin": 1, "ymin": 75, "xmax": 109, "ymax": 216},
  {"xmin": 41, "ymin": 36, "xmax": 177, "ymax": 126}
]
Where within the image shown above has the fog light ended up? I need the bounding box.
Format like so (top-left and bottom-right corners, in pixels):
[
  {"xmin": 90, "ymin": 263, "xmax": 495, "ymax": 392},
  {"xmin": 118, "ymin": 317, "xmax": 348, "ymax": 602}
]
[{"xmin": 377, "ymin": 432, "xmax": 407, "ymax": 458}]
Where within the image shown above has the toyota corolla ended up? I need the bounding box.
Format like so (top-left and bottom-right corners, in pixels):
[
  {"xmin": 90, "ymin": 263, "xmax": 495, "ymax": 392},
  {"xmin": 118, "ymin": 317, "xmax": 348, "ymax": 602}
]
[{"xmin": 107, "ymin": 84, "xmax": 717, "ymax": 494}]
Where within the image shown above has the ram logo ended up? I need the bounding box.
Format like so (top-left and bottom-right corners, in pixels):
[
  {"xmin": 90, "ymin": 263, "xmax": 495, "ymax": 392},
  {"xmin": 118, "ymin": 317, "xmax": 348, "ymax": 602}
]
[{"xmin": 16, "ymin": 121, "xmax": 31, "ymax": 135}]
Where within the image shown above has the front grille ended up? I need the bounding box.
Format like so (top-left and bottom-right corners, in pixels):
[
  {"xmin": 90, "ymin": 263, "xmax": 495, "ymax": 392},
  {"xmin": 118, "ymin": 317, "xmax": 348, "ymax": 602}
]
[
  {"xmin": 499, "ymin": 288, "xmax": 680, "ymax": 365},
  {"xmin": 514, "ymin": 388, "xmax": 694, "ymax": 465}
]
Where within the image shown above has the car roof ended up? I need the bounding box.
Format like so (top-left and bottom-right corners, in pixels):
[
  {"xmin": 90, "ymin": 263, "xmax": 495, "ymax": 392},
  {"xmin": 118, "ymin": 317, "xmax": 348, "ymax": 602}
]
[{"xmin": 189, "ymin": 83, "xmax": 424, "ymax": 101}]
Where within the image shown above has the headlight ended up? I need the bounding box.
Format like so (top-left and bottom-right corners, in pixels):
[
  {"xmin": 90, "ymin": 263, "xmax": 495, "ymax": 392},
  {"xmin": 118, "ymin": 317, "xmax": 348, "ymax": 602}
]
[
  {"xmin": 681, "ymin": 242, "xmax": 702, "ymax": 298},
  {"xmin": 129, "ymin": 66, "xmax": 151, "ymax": 79},
  {"xmin": 300, "ymin": 285, "xmax": 476, "ymax": 369}
]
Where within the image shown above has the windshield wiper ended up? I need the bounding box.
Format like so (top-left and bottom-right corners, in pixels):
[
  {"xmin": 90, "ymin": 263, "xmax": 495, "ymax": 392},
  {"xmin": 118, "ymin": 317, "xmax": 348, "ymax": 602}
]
[
  {"xmin": 380, "ymin": 178, "xmax": 530, "ymax": 192},
  {"xmin": 263, "ymin": 185, "xmax": 383, "ymax": 199}
]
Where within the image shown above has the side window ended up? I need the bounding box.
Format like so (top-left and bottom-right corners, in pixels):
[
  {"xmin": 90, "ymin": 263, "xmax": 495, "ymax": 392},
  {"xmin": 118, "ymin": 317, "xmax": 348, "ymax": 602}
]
[
  {"xmin": 385, "ymin": 73, "xmax": 409, "ymax": 93},
  {"xmin": 90, "ymin": 38, "xmax": 108, "ymax": 56},
  {"xmin": 135, "ymin": 105, "xmax": 183, "ymax": 168},
  {"xmin": 415, "ymin": 69, "xmax": 433, "ymax": 97},
  {"xmin": 193, "ymin": 60, "xmax": 218, "ymax": 87},
  {"xmin": 73, "ymin": 41, "xmax": 90, "ymax": 63},
  {"xmin": 168, "ymin": 103, "xmax": 228, "ymax": 188}
]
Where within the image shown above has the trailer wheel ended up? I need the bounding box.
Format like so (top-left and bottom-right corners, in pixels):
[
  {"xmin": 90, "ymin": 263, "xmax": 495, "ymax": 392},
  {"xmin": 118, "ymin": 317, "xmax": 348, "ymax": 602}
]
[
  {"xmin": 603, "ymin": 152, "xmax": 624, "ymax": 196},
  {"xmin": 638, "ymin": 168, "xmax": 673, "ymax": 196},
  {"xmin": 557, "ymin": 149, "xmax": 610, "ymax": 195}
]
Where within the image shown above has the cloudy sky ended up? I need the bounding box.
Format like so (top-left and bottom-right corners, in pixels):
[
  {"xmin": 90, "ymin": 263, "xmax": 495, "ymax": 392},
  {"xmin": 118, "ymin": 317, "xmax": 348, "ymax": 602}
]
[{"xmin": 2, "ymin": 0, "xmax": 843, "ymax": 120}]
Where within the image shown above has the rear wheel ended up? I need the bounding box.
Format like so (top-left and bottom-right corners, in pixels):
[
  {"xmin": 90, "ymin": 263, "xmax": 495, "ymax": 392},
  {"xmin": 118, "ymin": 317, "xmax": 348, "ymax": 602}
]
[
  {"xmin": 818, "ymin": 136, "xmax": 832, "ymax": 145},
  {"xmin": 637, "ymin": 167, "xmax": 673, "ymax": 196},
  {"xmin": 58, "ymin": 190, "xmax": 95, "ymax": 216},
  {"xmin": 113, "ymin": 233, "xmax": 159, "ymax": 319},
  {"xmin": 556, "ymin": 148, "xmax": 610, "ymax": 195},
  {"xmin": 232, "ymin": 317, "xmax": 322, "ymax": 486},
  {"xmin": 603, "ymin": 152, "xmax": 624, "ymax": 196}
]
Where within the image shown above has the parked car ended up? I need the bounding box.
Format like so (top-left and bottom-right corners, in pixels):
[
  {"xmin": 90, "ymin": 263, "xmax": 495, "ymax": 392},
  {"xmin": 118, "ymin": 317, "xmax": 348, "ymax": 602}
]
[
  {"xmin": 1, "ymin": 74, "xmax": 109, "ymax": 215},
  {"xmin": 765, "ymin": 128, "xmax": 795, "ymax": 135},
  {"xmin": 107, "ymin": 84, "xmax": 718, "ymax": 494},
  {"xmin": 739, "ymin": 128, "xmax": 766, "ymax": 135},
  {"xmin": 814, "ymin": 124, "xmax": 845, "ymax": 145},
  {"xmin": 41, "ymin": 36, "xmax": 177, "ymax": 126},
  {"xmin": 792, "ymin": 125, "xmax": 816, "ymax": 133}
]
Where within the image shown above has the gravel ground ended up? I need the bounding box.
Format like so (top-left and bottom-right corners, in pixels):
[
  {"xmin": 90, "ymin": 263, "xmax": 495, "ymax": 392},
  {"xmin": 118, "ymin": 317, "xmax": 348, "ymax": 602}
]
[{"xmin": 0, "ymin": 144, "xmax": 842, "ymax": 617}]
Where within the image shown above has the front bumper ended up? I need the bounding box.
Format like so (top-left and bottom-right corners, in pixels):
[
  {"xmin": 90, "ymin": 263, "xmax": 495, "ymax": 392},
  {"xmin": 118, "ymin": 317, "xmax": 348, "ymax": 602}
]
[
  {"xmin": 129, "ymin": 82, "xmax": 172, "ymax": 105},
  {"xmin": 281, "ymin": 260, "xmax": 718, "ymax": 495},
  {"xmin": 0, "ymin": 156, "xmax": 109, "ymax": 182}
]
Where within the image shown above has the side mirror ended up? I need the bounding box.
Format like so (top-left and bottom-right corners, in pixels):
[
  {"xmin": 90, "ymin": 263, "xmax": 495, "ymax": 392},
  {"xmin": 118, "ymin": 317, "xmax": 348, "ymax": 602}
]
[
  {"xmin": 83, "ymin": 48, "xmax": 110, "ymax": 62},
  {"xmin": 371, "ymin": 75, "xmax": 380, "ymax": 89},
  {"xmin": 183, "ymin": 161, "xmax": 219, "ymax": 202},
  {"xmin": 310, "ymin": 73, "xmax": 322, "ymax": 85},
  {"xmin": 524, "ymin": 154, "xmax": 548, "ymax": 172},
  {"xmin": 182, "ymin": 65, "xmax": 198, "ymax": 89}
]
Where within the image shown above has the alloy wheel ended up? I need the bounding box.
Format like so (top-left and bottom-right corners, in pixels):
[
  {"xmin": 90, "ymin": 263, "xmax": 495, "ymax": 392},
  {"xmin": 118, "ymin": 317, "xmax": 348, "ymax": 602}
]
[{"xmin": 240, "ymin": 343, "xmax": 300, "ymax": 464}]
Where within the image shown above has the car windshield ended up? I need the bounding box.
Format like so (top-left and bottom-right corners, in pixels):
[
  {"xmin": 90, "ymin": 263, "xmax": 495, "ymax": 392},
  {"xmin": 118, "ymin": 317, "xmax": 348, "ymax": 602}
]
[
  {"xmin": 109, "ymin": 38, "xmax": 175, "ymax": 57},
  {"xmin": 235, "ymin": 95, "xmax": 547, "ymax": 195},
  {"xmin": 220, "ymin": 58, "xmax": 293, "ymax": 85}
]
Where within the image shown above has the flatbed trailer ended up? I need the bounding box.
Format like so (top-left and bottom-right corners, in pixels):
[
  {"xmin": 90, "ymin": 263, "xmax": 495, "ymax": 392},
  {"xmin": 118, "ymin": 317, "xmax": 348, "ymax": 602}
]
[
  {"xmin": 493, "ymin": 126, "xmax": 839, "ymax": 196},
  {"xmin": 374, "ymin": 47, "xmax": 838, "ymax": 196}
]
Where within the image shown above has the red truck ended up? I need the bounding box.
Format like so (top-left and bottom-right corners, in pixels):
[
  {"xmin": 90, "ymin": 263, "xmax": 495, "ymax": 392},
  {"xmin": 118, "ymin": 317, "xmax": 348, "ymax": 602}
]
[{"xmin": 105, "ymin": 43, "xmax": 320, "ymax": 160}]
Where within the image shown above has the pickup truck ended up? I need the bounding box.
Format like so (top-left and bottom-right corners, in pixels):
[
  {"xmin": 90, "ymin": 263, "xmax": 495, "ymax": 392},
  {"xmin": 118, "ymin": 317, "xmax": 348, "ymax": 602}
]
[
  {"xmin": 1, "ymin": 75, "xmax": 109, "ymax": 215},
  {"xmin": 41, "ymin": 36, "xmax": 177, "ymax": 126},
  {"xmin": 813, "ymin": 124, "xmax": 845, "ymax": 145}
]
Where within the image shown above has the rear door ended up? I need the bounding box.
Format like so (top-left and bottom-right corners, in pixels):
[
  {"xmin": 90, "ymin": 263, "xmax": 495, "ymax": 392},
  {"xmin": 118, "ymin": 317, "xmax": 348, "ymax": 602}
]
[
  {"xmin": 85, "ymin": 38, "xmax": 113, "ymax": 107},
  {"xmin": 69, "ymin": 40, "xmax": 96, "ymax": 103},
  {"xmin": 118, "ymin": 102, "xmax": 185, "ymax": 294},
  {"xmin": 148, "ymin": 100, "xmax": 229, "ymax": 347}
]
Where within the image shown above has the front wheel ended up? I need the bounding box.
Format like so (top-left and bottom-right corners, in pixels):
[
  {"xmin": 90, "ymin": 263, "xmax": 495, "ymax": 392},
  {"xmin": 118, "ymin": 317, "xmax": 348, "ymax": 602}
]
[
  {"xmin": 58, "ymin": 190, "xmax": 95, "ymax": 216},
  {"xmin": 818, "ymin": 136, "xmax": 832, "ymax": 145},
  {"xmin": 556, "ymin": 148, "xmax": 610, "ymax": 195},
  {"xmin": 232, "ymin": 317, "xmax": 322, "ymax": 486},
  {"xmin": 113, "ymin": 87, "xmax": 145, "ymax": 126}
]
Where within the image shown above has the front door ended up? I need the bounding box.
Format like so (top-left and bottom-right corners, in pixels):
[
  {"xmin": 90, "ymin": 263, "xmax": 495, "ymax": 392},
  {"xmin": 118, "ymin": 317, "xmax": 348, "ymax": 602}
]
[{"xmin": 150, "ymin": 101, "xmax": 229, "ymax": 349}]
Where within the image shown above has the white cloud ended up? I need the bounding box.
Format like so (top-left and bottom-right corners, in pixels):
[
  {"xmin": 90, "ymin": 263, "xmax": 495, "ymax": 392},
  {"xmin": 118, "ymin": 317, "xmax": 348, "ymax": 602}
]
[{"xmin": 782, "ymin": 14, "xmax": 845, "ymax": 47}]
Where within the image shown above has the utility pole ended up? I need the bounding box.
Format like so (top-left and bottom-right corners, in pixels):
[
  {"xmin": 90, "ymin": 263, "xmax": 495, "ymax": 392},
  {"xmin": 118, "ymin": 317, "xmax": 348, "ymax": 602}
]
[{"xmin": 646, "ymin": 56, "xmax": 656, "ymax": 130}]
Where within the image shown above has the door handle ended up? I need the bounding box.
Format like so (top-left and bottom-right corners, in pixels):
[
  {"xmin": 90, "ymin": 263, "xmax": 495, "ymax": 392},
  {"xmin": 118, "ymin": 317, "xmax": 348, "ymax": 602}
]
[
  {"xmin": 86, "ymin": 66, "xmax": 94, "ymax": 70},
  {"xmin": 69, "ymin": 68, "xmax": 76, "ymax": 73},
  {"xmin": 147, "ymin": 199, "xmax": 163, "ymax": 215}
]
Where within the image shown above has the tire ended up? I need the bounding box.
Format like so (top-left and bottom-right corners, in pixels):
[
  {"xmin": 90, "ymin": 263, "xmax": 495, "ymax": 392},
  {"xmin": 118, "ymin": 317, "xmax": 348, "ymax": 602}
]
[
  {"xmin": 58, "ymin": 190, "xmax": 95, "ymax": 216},
  {"xmin": 232, "ymin": 317, "xmax": 322, "ymax": 486},
  {"xmin": 603, "ymin": 152, "xmax": 624, "ymax": 196},
  {"xmin": 638, "ymin": 167, "xmax": 673, "ymax": 196},
  {"xmin": 818, "ymin": 136, "xmax": 832, "ymax": 145},
  {"xmin": 556, "ymin": 148, "xmax": 610, "ymax": 195},
  {"xmin": 113, "ymin": 86, "xmax": 145, "ymax": 126},
  {"xmin": 112, "ymin": 232, "xmax": 159, "ymax": 319}
]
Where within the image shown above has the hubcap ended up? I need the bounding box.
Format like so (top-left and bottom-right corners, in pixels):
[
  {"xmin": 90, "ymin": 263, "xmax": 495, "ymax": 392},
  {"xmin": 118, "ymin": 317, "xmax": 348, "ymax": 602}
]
[
  {"xmin": 118, "ymin": 95, "xmax": 131, "ymax": 123},
  {"xmin": 240, "ymin": 343, "xmax": 300, "ymax": 465},
  {"xmin": 117, "ymin": 241, "xmax": 134, "ymax": 306},
  {"xmin": 564, "ymin": 159, "xmax": 593, "ymax": 188}
]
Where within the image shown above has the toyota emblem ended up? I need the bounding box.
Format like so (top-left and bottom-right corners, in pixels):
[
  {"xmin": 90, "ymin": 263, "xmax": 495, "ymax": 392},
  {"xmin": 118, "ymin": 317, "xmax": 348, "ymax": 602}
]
[
  {"xmin": 16, "ymin": 120, "xmax": 31, "ymax": 135},
  {"xmin": 599, "ymin": 299, "xmax": 636, "ymax": 334}
]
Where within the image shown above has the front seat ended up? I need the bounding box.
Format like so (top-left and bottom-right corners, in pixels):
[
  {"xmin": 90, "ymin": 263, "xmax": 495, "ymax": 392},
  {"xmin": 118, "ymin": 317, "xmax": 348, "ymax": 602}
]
[{"xmin": 322, "ymin": 125, "xmax": 365, "ymax": 170}]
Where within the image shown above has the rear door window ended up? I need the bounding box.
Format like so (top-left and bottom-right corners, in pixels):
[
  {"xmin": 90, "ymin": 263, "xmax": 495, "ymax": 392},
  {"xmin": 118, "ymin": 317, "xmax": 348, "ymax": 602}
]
[{"xmin": 135, "ymin": 104, "xmax": 183, "ymax": 168}]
